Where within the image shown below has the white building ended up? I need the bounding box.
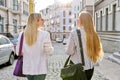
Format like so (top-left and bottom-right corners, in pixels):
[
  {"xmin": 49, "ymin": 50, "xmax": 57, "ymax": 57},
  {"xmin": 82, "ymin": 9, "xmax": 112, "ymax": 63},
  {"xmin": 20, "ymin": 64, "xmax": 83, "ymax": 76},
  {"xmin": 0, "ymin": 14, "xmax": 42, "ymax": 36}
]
[
  {"xmin": 80, "ymin": 0, "xmax": 94, "ymax": 15},
  {"xmin": 40, "ymin": 0, "xmax": 81, "ymax": 40},
  {"xmin": 71, "ymin": 0, "xmax": 81, "ymax": 28},
  {"xmin": 94, "ymin": 0, "xmax": 120, "ymax": 52},
  {"xmin": 20, "ymin": 0, "xmax": 29, "ymax": 29},
  {"xmin": 0, "ymin": 0, "xmax": 29, "ymax": 35}
]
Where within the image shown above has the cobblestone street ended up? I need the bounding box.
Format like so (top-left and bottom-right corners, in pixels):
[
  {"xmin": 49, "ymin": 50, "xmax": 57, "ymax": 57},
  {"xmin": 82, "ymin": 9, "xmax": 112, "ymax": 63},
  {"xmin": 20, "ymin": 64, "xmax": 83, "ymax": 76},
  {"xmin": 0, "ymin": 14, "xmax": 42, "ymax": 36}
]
[{"xmin": 0, "ymin": 42, "xmax": 108, "ymax": 80}]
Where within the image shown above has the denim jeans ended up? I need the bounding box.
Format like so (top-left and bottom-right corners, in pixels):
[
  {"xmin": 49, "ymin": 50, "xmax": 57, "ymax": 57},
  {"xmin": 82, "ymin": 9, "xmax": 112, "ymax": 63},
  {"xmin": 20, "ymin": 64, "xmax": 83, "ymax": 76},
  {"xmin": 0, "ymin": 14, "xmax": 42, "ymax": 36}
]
[{"xmin": 26, "ymin": 74, "xmax": 46, "ymax": 80}]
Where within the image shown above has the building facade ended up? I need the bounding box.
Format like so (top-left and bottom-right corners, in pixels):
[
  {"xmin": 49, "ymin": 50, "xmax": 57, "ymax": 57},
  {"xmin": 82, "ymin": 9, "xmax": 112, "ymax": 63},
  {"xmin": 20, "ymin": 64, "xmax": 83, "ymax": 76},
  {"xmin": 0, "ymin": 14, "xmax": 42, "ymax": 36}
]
[
  {"xmin": 20, "ymin": 0, "xmax": 29, "ymax": 30},
  {"xmin": 80, "ymin": 0, "xmax": 94, "ymax": 15},
  {"xmin": 40, "ymin": 2, "xmax": 62, "ymax": 40},
  {"xmin": 0, "ymin": 0, "xmax": 29, "ymax": 35},
  {"xmin": 94, "ymin": 0, "xmax": 120, "ymax": 52},
  {"xmin": 40, "ymin": 0, "xmax": 81, "ymax": 40},
  {"xmin": 29, "ymin": 0, "xmax": 35, "ymax": 13}
]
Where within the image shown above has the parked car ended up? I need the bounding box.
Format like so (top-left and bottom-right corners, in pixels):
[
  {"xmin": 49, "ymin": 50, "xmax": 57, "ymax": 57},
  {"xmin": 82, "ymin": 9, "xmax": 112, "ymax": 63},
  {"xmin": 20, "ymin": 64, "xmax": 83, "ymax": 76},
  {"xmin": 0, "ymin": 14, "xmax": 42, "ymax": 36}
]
[
  {"xmin": 63, "ymin": 38, "xmax": 68, "ymax": 45},
  {"xmin": 0, "ymin": 33, "xmax": 18, "ymax": 58},
  {"xmin": 56, "ymin": 38, "xmax": 63, "ymax": 43},
  {"xmin": 0, "ymin": 32, "xmax": 14, "ymax": 39},
  {"xmin": 0, "ymin": 35, "xmax": 15, "ymax": 65}
]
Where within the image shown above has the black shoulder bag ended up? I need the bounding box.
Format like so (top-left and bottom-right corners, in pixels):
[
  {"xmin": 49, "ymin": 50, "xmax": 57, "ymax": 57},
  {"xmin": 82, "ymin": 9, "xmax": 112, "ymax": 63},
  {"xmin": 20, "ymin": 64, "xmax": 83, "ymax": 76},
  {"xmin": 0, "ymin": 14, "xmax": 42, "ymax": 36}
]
[{"xmin": 60, "ymin": 29, "xmax": 87, "ymax": 80}]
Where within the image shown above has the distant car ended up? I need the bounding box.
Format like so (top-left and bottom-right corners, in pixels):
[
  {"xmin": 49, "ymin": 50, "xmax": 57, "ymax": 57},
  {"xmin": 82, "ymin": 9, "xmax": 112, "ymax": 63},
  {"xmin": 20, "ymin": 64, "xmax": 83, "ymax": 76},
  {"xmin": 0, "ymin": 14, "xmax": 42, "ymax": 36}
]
[
  {"xmin": 0, "ymin": 35, "xmax": 15, "ymax": 65},
  {"xmin": 11, "ymin": 34, "xmax": 19, "ymax": 56},
  {"xmin": 63, "ymin": 38, "xmax": 68, "ymax": 45},
  {"xmin": 11, "ymin": 34, "xmax": 18, "ymax": 45},
  {"xmin": 56, "ymin": 38, "xmax": 63, "ymax": 43}
]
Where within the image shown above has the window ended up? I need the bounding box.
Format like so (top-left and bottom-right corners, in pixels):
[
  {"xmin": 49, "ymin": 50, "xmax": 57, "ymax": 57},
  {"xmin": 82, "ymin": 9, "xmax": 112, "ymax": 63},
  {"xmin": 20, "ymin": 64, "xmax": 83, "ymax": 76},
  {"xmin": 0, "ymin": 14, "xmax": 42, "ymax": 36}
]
[
  {"xmin": 69, "ymin": 26, "xmax": 72, "ymax": 30},
  {"xmin": 96, "ymin": 13, "xmax": 98, "ymax": 31},
  {"xmin": 13, "ymin": 0, "xmax": 18, "ymax": 10},
  {"xmin": 69, "ymin": 11, "xmax": 71, "ymax": 15},
  {"xmin": 46, "ymin": 8, "xmax": 49, "ymax": 13},
  {"xmin": 63, "ymin": 11, "xmax": 66, "ymax": 17},
  {"xmin": 74, "ymin": 21, "xmax": 76, "ymax": 26},
  {"xmin": 63, "ymin": 19, "xmax": 66, "ymax": 24},
  {"xmin": 78, "ymin": 6, "xmax": 79, "ymax": 10},
  {"xmin": 113, "ymin": 4, "xmax": 116, "ymax": 31},
  {"xmin": 0, "ymin": 37, "xmax": 10, "ymax": 45},
  {"xmin": 69, "ymin": 19, "xmax": 72, "ymax": 23},
  {"xmin": 106, "ymin": 8, "xmax": 108, "ymax": 31},
  {"xmin": 82, "ymin": 1, "xmax": 84, "ymax": 9},
  {"xmin": 13, "ymin": 19, "xmax": 17, "ymax": 33},
  {"xmin": 23, "ymin": 2, "xmax": 29, "ymax": 15},
  {"xmin": 74, "ymin": 6, "xmax": 76, "ymax": 11},
  {"xmin": 77, "ymin": 13, "xmax": 79, "ymax": 17},
  {"xmin": 118, "ymin": 0, "xmax": 120, "ymax": 7},
  {"xmin": 100, "ymin": 11, "xmax": 102, "ymax": 31},
  {"xmin": 63, "ymin": 26, "xmax": 66, "ymax": 31},
  {"xmin": 0, "ymin": 17, "xmax": 4, "ymax": 33},
  {"xmin": 0, "ymin": 0, "xmax": 6, "ymax": 6},
  {"xmin": 74, "ymin": 14, "xmax": 76, "ymax": 18}
]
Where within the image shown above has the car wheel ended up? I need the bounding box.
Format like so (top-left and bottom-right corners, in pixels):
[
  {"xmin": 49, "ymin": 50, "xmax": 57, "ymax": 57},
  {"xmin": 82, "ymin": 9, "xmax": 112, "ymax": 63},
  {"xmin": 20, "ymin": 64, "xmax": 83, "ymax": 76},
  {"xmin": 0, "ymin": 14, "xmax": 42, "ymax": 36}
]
[{"xmin": 8, "ymin": 54, "xmax": 14, "ymax": 65}]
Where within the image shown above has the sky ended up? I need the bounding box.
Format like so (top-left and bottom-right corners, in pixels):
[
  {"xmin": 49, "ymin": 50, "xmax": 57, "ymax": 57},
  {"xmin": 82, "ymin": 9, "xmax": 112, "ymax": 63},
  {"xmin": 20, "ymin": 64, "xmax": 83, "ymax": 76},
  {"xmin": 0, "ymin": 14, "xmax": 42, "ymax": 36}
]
[
  {"xmin": 35, "ymin": 0, "xmax": 54, "ymax": 13},
  {"xmin": 34, "ymin": 0, "xmax": 73, "ymax": 12}
]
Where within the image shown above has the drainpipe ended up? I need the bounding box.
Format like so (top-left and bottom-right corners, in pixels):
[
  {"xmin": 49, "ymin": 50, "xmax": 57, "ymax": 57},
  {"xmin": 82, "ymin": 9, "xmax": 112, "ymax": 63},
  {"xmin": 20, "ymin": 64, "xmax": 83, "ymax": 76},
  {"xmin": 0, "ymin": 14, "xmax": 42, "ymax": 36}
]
[{"xmin": 118, "ymin": 0, "xmax": 120, "ymax": 7}]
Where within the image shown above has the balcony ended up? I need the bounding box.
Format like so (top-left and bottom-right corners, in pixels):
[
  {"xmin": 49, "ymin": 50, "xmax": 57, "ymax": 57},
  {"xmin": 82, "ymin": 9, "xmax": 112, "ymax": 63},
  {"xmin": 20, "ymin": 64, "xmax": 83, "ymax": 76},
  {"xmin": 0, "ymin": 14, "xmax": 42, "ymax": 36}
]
[
  {"xmin": 11, "ymin": 7, "xmax": 20, "ymax": 15},
  {"xmin": 0, "ymin": 5, "xmax": 8, "ymax": 11},
  {"xmin": 11, "ymin": 10, "xmax": 20, "ymax": 15}
]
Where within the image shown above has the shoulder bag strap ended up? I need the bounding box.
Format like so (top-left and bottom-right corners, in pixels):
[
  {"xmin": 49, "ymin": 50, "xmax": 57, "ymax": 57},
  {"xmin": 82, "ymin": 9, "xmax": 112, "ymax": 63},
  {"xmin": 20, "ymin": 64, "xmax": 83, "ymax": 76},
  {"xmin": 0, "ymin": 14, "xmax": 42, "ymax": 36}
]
[
  {"xmin": 64, "ymin": 29, "xmax": 85, "ymax": 67},
  {"xmin": 19, "ymin": 33, "xmax": 24, "ymax": 56},
  {"xmin": 64, "ymin": 55, "xmax": 71, "ymax": 67},
  {"xmin": 76, "ymin": 29, "xmax": 85, "ymax": 66}
]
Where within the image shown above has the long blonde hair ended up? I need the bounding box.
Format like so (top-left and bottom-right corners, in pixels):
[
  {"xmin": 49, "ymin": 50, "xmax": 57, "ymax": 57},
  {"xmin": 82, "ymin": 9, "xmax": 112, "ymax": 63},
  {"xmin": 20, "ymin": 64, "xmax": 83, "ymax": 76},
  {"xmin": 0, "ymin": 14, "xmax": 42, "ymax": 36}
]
[
  {"xmin": 78, "ymin": 11, "xmax": 103, "ymax": 63},
  {"xmin": 24, "ymin": 13, "xmax": 41, "ymax": 46}
]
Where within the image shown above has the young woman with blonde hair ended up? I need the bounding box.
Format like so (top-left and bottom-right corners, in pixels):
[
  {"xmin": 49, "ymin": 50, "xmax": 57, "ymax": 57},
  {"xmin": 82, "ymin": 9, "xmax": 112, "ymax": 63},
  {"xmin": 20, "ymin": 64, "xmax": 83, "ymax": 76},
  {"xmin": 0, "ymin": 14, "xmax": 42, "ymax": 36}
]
[
  {"xmin": 66, "ymin": 11, "xmax": 104, "ymax": 80},
  {"xmin": 16, "ymin": 13, "xmax": 54, "ymax": 80}
]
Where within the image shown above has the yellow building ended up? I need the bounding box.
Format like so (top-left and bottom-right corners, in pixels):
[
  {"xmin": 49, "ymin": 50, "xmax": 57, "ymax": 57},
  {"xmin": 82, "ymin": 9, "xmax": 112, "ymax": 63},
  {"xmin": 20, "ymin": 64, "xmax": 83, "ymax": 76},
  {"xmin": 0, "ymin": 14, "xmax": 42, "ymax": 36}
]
[{"xmin": 29, "ymin": 0, "xmax": 35, "ymax": 13}]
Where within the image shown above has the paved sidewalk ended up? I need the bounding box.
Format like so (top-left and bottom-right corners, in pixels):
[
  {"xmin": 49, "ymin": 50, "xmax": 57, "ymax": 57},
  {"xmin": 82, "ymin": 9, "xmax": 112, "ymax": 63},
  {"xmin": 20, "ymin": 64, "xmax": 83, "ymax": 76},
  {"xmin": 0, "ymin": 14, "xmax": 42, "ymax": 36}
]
[
  {"xmin": 0, "ymin": 54, "xmax": 113, "ymax": 80},
  {"xmin": 0, "ymin": 43, "xmax": 118, "ymax": 80},
  {"xmin": 95, "ymin": 53, "xmax": 120, "ymax": 80},
  {"xmin": 46, "ymin": 54, "xmax": 109, "ymax": 80}
]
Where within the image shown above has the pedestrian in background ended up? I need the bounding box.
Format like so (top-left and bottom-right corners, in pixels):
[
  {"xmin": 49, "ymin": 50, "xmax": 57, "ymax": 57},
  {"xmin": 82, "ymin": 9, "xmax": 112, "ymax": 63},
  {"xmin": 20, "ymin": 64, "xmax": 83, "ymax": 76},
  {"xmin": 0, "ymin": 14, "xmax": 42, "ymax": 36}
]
[
  {"xmin": 66, "ymin": 11, "xmax": 104, "ymax": 80},
  {"xmin": 16, "ymin": 13, "xmax": 54, "ymax": 80},
  {"xmin": 23, "ymin": 25, "xmax": 26, "ymax": 30},
  {"xmin": 19, "ymin": 25, "xmax": 26, "ymax": 34}
]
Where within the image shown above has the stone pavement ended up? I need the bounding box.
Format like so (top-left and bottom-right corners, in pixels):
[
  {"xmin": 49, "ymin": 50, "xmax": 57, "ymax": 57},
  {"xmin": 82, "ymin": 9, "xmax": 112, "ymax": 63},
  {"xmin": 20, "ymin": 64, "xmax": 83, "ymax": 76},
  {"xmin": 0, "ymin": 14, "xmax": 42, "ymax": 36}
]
[
  {"xmin": 95, "ymin": 53, "xmax": 120, "ymax": 80},
  {"xmin": 0, "ymin": 43, "xmax": 112, "ymax": 80},
  {"xmin": 46, "ymin": 54, "xmax": 108, "ymax": 80},
  {"xmin": 0, "ymin": 54, "xmax": 109, "ymax": 80}
]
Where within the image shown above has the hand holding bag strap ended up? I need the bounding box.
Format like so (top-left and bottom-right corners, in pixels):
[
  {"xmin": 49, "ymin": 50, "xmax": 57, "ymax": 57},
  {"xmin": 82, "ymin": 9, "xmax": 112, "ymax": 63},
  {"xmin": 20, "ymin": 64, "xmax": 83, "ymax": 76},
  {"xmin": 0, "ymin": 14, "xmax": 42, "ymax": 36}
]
[
  {"xmin": 64, "ymin": 29, "xmax": 85, "ymax": 67},
  {"xmin": 19, "ymin": 33, "xmax": 24, "ymax": 56},
  {"xmin": 64, "ymin": 55, "xmax": 71, "ymax": 67},
  {"xmin": 76, "ymin": 29, "xmax": 85, "ymax": 66}
]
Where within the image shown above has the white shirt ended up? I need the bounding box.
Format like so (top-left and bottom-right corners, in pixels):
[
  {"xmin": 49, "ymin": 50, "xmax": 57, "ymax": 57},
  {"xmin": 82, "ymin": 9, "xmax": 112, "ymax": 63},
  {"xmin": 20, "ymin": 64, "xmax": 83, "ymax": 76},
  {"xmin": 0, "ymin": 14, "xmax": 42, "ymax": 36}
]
[
  {"xmin": 16, "ymin": 29, "xmax": 54, "ymax": 75},
  {"xmin": 66, "ymin": 28, "xmax": 94, "ymax": 70}
]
